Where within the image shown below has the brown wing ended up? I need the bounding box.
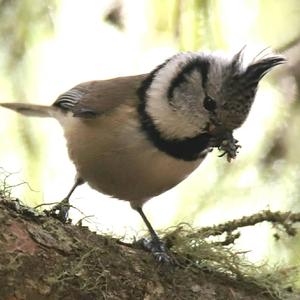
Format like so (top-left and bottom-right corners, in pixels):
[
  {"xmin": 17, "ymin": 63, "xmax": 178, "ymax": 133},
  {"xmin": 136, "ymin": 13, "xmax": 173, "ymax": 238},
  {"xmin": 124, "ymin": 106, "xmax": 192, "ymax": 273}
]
[{"xmin": 53, "ymin": 74, "xmax": 147, "ymax": 118}]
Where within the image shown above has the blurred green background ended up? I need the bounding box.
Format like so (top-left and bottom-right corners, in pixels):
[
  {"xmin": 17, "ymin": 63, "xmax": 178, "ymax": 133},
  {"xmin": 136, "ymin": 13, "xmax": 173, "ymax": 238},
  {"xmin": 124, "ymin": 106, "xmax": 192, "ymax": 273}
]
[{"xmin": 0, "ymin": 0, "xmax": 299, "ymax": 267}]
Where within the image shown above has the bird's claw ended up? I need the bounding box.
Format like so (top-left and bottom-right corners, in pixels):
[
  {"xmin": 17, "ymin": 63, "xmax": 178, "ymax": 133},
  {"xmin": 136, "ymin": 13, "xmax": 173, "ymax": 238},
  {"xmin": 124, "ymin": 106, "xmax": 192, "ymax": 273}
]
[
  {"xmin": 46, "ymin": 198, "xmax": 70, "ymax": 223},
  {"xmin": 137, "ymin": 238, "xmax": 173, "ymax": 264}
]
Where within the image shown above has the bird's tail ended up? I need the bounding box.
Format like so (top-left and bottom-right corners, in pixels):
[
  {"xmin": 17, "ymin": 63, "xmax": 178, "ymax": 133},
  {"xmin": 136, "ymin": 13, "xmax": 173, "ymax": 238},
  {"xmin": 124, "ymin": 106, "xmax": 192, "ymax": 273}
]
[{"xmin": 0, "ymin": 103, "xmax": 55, "ymax": 118}]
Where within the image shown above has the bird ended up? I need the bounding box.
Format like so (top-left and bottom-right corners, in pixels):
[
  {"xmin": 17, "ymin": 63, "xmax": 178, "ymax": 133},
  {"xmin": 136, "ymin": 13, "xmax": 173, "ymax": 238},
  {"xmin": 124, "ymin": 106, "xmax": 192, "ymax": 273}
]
[{"xmin": 0, "ymin": 49, "xmax": 285, "ymax": 262}]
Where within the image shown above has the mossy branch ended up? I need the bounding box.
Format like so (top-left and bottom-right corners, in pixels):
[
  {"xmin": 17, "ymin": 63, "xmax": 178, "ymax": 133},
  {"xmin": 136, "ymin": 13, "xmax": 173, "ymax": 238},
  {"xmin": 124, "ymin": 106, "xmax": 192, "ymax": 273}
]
[
  {"xmin": 195, "ymin": 210, "xmax": 300, "ymax": 245},
  {"xmin": 1, "ymin": 177, "xmax": 300, "ymax": 299}
]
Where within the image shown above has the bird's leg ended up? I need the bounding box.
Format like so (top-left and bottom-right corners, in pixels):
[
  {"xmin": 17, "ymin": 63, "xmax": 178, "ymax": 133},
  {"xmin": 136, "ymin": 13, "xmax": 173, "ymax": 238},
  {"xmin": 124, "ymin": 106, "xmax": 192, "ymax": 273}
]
[
  {"xmin": 48, "ymin": 177, "xmax": 84, "ymax": 222},
  {"xmin": 135, "ymin": 207, "xmax": 172, "ymax": 263}
]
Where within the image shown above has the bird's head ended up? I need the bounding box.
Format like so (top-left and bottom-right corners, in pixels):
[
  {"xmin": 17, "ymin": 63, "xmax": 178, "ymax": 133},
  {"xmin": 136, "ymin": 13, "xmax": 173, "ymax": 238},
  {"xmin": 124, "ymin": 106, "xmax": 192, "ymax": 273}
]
[{"xmin": 139, "ymin": 50, "xmax": 285, "ymax": 161}]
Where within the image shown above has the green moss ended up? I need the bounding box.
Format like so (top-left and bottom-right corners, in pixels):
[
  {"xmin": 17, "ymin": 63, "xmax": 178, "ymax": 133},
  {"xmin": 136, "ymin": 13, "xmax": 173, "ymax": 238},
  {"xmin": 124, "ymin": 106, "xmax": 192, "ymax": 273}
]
[{"xmin": 163, "ymin": 223, "xmax": 298, "ymax": 299}]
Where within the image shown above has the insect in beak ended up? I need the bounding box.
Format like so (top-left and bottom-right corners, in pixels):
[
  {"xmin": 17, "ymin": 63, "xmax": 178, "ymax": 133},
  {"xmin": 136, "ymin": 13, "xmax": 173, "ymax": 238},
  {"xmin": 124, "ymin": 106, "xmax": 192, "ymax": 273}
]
[{"xmin": 209, "ymin": 128, "xmax": 241, "ymax": 162}]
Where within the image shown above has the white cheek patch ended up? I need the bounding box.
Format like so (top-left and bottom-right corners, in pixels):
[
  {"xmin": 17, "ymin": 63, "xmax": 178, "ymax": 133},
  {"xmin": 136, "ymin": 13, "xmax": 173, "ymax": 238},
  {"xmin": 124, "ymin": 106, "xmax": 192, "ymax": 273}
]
[{"xmin": 145, "ymin": 53, "xmax": 208, "ymax": 140}]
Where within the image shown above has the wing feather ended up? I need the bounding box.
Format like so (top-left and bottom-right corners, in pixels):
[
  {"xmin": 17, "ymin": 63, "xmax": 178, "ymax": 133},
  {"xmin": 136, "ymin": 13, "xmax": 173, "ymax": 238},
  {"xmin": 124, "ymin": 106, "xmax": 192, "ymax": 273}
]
[{"xmin": 53, "ymin": 74, "xmax": 147, "ymax": 118}]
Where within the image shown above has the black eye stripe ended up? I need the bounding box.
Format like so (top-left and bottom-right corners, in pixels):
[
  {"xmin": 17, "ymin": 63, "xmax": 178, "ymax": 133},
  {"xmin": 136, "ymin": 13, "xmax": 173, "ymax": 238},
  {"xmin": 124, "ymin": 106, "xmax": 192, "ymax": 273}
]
[
  {"xmin": 167, "ymin": 58, "xmax": 210, "ymax": 99},
  {"xmin": 203, "ymin": 96, "xmax": 216, "ymax": 111}
]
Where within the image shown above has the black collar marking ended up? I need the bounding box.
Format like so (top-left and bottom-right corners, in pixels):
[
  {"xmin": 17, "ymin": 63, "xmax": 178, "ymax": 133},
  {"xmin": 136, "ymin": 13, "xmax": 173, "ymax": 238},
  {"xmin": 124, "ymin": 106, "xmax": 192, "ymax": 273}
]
[{"xmin": 137, "ymin": 58, "xmax": 211, "ymax": 161}]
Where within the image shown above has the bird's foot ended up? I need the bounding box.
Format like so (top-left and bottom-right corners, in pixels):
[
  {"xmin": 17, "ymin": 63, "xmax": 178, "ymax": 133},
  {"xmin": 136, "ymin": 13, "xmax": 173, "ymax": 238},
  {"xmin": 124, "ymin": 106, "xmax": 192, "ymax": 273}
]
[
  {"xmin": 137, "ymin": 237, "xmax": 173, "ymax": 264},
  {"xmin": 46, "ymin": 198, "xmax": 70, "ymax": 223}
]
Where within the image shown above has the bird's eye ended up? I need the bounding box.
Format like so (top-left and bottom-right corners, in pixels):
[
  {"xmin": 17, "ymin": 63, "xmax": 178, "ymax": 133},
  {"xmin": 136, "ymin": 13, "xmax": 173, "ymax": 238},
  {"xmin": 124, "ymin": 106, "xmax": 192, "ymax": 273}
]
[{"xmin": 203, "ymin": 96, "xmax": 216, "ymax": 111}]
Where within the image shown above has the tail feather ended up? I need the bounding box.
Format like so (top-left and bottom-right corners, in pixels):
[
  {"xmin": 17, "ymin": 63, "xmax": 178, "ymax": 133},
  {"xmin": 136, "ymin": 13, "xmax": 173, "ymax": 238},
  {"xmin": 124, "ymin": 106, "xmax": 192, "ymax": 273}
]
[{"xmin": 0, "ymin": 103, "xmax": 54, "ymax": 117}]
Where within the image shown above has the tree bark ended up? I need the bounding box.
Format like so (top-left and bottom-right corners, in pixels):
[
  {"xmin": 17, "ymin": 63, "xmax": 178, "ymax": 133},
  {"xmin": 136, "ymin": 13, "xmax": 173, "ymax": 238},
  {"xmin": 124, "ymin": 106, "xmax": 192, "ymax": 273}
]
[{"xmin": 0, "ymin": 198, "xmax": 297, "ymax": 300}]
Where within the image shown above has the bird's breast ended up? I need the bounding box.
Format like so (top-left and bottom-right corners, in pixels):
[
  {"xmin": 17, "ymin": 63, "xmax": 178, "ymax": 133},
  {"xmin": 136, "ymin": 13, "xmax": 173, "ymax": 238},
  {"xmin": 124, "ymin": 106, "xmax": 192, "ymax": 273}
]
[{"xmin": 62, "ymin": 105, "xmax": 204, "ymax": 207}]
